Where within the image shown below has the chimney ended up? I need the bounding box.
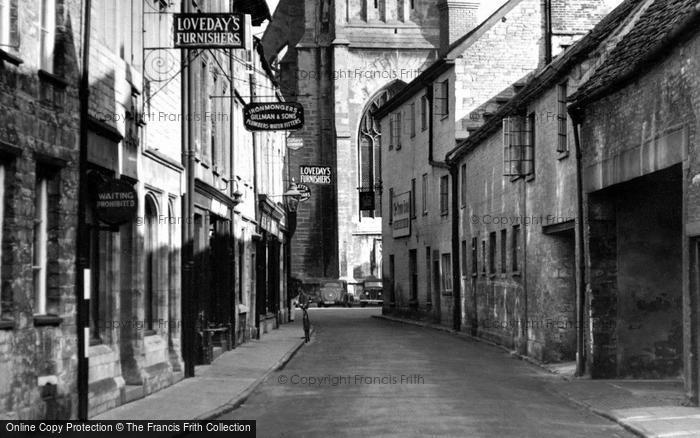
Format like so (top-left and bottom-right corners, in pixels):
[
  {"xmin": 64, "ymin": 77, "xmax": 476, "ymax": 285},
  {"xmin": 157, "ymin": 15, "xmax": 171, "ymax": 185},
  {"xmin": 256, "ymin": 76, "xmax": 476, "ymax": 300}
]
[{"xmin": 438, "ymin": 0, "xmax": 480, "ymax": 56}]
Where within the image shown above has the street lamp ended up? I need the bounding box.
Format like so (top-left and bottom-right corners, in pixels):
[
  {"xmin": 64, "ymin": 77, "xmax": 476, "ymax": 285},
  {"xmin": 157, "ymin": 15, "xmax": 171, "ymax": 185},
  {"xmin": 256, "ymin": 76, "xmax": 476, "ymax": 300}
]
[{"xmin": 283, "ymin": 179, "xmax": 302, "ymax": 213}]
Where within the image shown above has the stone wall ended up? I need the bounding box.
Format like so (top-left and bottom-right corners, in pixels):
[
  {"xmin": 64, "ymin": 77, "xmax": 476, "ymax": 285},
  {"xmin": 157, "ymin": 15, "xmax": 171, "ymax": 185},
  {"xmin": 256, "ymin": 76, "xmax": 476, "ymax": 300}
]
[
  {"xmin": 579, "ymin": 29, "xmax": 699, "ymax": 379},
  {"xmin": 0, "ymin": 0, "xmax": 82, "ymax": 420}
]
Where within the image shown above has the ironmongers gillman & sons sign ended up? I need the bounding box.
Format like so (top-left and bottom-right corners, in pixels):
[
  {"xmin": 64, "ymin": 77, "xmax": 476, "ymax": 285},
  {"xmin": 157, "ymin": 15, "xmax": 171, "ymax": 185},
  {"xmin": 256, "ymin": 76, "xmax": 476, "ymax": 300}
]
[
  {"xmin": 174, "ymin": 13, "xmax": 245, "ymax": 48},
  {"xmin": 244, "ymin": 102, "xmax": 304, "ymax": 131}
]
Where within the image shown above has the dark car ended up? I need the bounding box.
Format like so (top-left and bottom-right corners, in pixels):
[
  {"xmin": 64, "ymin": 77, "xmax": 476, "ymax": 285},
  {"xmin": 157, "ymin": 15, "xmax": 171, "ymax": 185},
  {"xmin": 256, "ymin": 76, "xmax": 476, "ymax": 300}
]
[
  {"xmin": 317, "ymin": 280, "xmax": 349, "ymax": 307},
  {"xmin": 360, "ymin": 279, "xmax": 383, "ymax": 307}
]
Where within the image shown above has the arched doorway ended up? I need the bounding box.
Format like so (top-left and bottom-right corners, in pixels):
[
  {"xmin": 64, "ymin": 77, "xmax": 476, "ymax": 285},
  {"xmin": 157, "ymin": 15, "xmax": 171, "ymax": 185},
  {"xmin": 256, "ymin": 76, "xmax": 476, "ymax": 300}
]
[{"xmin": 144, "ymin": 194, "xmax": 159, "ymax": 333}]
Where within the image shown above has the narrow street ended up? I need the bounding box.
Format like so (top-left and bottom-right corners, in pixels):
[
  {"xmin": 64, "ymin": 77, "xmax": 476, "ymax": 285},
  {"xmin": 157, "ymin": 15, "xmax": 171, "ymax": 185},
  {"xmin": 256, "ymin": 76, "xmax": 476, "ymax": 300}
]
[{"xmin": 218, "ymin": 308, "xmax": 633, "ymax": 438}]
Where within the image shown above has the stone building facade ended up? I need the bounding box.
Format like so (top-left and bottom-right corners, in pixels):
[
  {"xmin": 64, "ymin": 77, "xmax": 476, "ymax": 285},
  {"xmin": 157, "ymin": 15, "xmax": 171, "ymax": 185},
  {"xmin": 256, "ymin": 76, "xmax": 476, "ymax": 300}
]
[
  {"xmin": 568, "ymin": 0, "xmax": 698, "ymax": 385},
  {"xmin": 85, "ymin": 0, "xmax": 185, "ymax": 416},
  {"xmin": 446, "ymin": 0, "xmax": 642, "ymax": 362},
  {"xmin": 0, "ymin": 0, "xmax": 81, "ymax": 420},
  {"xmin": 262, "ymin": 0, "xmax": 445, "ymax": 293},
  {"xmin": 377, "ymin": 0, "xmax": 618, "ymax": 331}
]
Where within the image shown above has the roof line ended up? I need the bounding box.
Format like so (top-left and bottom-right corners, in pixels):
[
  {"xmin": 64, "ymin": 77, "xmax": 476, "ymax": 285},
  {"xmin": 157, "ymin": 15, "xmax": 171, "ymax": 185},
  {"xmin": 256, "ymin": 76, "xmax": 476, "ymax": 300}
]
[
  {"xmin": 446, "ymin": 0, "xmax": 525, "ymax": 57},
  {"xmin": 374, "ymin": 0, "xmax": 523, "ymax": 120},
  {"xmin": 569, "ymin": 2, "xmax": 700, "ymax": 111},
  {"xmin": 445, "ymin": 0, "xmax": 647, "ymax": 164}
]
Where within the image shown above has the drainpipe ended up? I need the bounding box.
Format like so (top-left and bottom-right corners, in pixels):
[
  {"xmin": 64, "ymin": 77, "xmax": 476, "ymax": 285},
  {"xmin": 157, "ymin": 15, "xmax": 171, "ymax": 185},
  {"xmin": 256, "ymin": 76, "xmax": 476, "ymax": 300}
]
[
  {"xmin": 250, "ymin": 66, "xmax": 261, "ymax": 339},
  {"xmin": 76, "ymin": 0, "xmax": 92, "ymax": 421},
  {"xmin": 228, "ymin": 0, "xmax": 237, "ymax": 346},
  {"xmin": 570, "ymin": 112, "xmax": 587, "ymax": 377},
  {"xmin": 450, "ymin": 164, "xmax": 461, "ymax": 332},
  {"xmin": 182, "ymin": 0, "xmax": 196, "ymax": 378}
]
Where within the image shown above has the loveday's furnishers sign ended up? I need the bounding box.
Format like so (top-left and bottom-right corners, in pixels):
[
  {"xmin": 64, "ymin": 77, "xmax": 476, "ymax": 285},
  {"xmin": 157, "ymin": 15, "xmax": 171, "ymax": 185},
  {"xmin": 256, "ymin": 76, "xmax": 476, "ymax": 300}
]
[
  {"xmin": 173, "ymin": 13, "xmax": 245, "ymax": 49},
  {"xmin": 299, "ymin": 165, "xmax": 332, "ymax": 185},
  {"xmin": 243, "ymin": 102, "xmax": 304, "ymax": 131}
]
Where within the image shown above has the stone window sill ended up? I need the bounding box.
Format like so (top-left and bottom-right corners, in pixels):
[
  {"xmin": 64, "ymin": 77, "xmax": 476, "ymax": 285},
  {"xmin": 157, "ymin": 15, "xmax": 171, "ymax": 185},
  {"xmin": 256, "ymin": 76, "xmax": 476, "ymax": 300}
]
[
  {"xmin": 38, "ymin": 70, "xmax": 69, "ymax": 89},
  {"xmin": 512, "ymin": 270, "xmax": 522, "ymax": 278},
  {"xmin": 0, "ymin": 48, "xmax": 23, "ymax": 66},
  {"xmin": 557, "ymin": 150, "xmax": 570, "ymax": 160},
  {"xmin": 33, "ymin": 314, "xmax": 63, "ymax": 327},
  {"xmin": 0, "ymin": 320, "xmax": 15, "ymax": 330}
]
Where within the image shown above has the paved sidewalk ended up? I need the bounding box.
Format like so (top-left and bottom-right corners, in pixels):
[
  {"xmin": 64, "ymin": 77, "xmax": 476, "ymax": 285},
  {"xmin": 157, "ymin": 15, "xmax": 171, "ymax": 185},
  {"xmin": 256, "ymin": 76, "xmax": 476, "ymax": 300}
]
[
  {"xmin": 375, "ymin": 314, "xmax": 700, "ymax": 438},
  {"xmin": 93, "ymin": 318, "xmax": 309, "ymax": 421}
]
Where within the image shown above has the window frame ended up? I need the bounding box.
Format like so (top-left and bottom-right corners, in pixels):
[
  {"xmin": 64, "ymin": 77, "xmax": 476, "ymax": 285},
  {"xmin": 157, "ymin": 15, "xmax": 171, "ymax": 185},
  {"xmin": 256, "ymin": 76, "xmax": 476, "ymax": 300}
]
[
  {"xmin": 39, "ymin": 0, "xmax": 56, "ymax": 73},
  {"xmin": 421, "ymin": 173, "xmax": 428, "ymax": 215},
  {"xmin": 33, "ymin": 174, "xmax": 49, "ymax": 315},
  {"xmin": 512, "ymin": 224, "xmax": 521, "ymax": 273},
  {"xmin": 489, "ymin": 231, "xmax": 496, "ymax": 275},
  {"xmin": 557, "ymin": 81, "xmax": 569, "ymax": 156},
  {"xmin": 388, "ymin": 188, "xmax": 394, "ymax": 224},
  {"xmin": 421, "ymin": 95, "xmax": 428, "ymax": 131},
  {"xmin": 500, "ymin": 229, "xmax": 507, "ymax": 274},
  {"xmin": 441, "ymin": 253, "xmax": 452, "ymax": 293},
  {"xmin": 410, "ymin": 101, "xmax": 416, "ymax": 138},
  {"xmin": 0, "ymin": 0, "xmax": 10, "ymax": 48},
  {"xmin": 410, "ymin": 178, "xmax": 416, "ymax": 219},
  {"xmin": 439, "ymin": 175, "xmax": 449, "ymax": 216}
]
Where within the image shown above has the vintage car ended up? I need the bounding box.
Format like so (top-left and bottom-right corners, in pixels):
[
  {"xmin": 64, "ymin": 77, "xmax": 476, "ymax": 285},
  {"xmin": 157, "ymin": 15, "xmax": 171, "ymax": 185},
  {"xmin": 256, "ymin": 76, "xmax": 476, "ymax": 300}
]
[
  {"xmin": 317, "ymin": 280, "xmax": 350, "ymax": 307},
  {"xmin": 360, "ymin": 279, "xmax": 384, "ymax": 307}
]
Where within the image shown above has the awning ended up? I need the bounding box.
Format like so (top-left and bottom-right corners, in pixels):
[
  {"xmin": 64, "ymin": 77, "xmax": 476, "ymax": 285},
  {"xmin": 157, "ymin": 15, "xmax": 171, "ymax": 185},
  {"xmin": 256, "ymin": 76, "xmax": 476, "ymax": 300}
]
[{"xmin": 233, "ymin": 0, "xmax": 272, "ymax": 26}]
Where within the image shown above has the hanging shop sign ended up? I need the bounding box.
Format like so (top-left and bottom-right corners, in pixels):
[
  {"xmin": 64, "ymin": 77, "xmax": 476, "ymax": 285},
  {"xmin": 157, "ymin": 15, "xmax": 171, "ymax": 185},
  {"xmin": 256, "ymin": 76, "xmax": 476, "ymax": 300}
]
[
  {"xmin": 392, "ymin": 192, "xmax": 411, "ymax": 238},
  {"xmin": 94, "ymin": 178, "xmax": 138, "ymax": 226},
  {"xmin": 244, "ymin": 102, "xmax": 304, "ymax": 131},
  {"xmin": 297, "ymin": 183, "xmax": 311, "ymax": 202},
  {"xmin": 287, "ymin": 137, "xmax": 304, "ymax": 151},
  {"xmin": 299, "ymin": 165, "xmax": 332, "ymax": 185},
  {"xmin": 359, "ymin": 191, "xmax": 375, "ymax": 211},
  {"xmin": 173, "ymin": 13, "xmax": 245, "ymax": 48}
]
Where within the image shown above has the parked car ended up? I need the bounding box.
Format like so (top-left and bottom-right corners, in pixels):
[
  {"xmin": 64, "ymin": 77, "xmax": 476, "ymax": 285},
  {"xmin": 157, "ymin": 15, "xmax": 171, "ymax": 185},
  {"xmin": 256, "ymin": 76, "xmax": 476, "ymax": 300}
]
[
  {"xmin": 317, "ymin": 280, "xmax": 349, "ymax": 307},
  {"xmin": 360, "ymin": 279, "xmax": 384, "ymax": 307}
]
